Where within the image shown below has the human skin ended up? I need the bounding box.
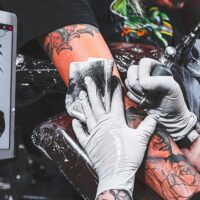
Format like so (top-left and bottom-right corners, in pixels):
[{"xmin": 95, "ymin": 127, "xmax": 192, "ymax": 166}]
[
  {"xmin": 142, "ymin": 131, "xmax": 200, "ymax": 200},
  {"xmin": 39, "ymin": 24, "xmax": 120, "ymax": 86},
  {"xmin": 40, "ymin": 24, "xmax": 200, "ymax": 200}
]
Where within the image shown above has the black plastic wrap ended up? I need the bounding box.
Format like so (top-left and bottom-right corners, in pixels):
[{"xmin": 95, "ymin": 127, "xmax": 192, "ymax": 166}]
[
  {"xmin": 32, "ymin": 113, "xmax": 98, "ymax": 200},
  {"xmin": 16, "ymin": 54, "xmax": 66, "ymax": 108},
  {"xmin": 110, "ymin": 42, "xmax": 162, "ymax": 80}
]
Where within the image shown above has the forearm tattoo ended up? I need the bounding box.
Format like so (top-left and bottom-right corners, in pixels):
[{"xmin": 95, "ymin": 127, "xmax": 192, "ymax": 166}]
[
  {"xmin": 44, "ymin": 24, "xmax": 100, "ymax": 60},
  {"xmin": 97, "ymin": 190, "xmax": 131, "ymax": 200},
  {"xmin": 126, "ymin": 107, "xmax": 200, "ymax": 200}
]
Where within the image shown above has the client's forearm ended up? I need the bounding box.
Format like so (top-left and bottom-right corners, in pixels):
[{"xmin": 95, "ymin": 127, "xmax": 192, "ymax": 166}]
[
  {"xmin": 40, "ymin": 24, "xmax": 120, "ymax": 86},
  {"xmin": 97, "ymin": 190, "xmax": 131, "ymax": 200}
]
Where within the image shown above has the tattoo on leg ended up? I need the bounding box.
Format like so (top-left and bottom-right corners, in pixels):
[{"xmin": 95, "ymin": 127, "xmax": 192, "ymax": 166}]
[
  {"xmin": 44, "ymin": 24, "xmax": 100, "ymax": 60},
  {"xmin": 97, "ymin": 190, "xmax": 131, "ymax": 200}
]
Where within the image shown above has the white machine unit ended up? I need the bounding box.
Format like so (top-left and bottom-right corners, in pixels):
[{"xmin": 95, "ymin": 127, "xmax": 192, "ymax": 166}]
[{"xmin": 0, "ymin": 10, "xmax": 17, "ymax": 160}]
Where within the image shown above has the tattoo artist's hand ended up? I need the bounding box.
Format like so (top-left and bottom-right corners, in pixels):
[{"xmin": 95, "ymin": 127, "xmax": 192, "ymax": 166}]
[
  {"xmin": 72, "ymin": 76, "xmax": 157, "ymax": 199},
  {"xmin": 125, "ymin": 57, "xmax": 197, "ymax": 141}
]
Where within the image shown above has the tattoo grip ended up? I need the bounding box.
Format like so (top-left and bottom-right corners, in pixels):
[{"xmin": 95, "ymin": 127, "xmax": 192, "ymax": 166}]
[
  {"xmin": 151, "ymin": 64, "xmax": 172, "ymax": 76},
  {"xmin": 139, "ymin": 64, "xmax": 172, "ymax": 107}
]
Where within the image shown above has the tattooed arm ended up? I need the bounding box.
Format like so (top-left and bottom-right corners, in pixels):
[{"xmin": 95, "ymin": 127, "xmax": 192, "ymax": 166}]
[
  {"xmin": 40, "ymin": 24, "xmax": 120, "ymax": 86},
  {"xmin": 40, "ymin": 24, "xmax": 200, "ymax": 200},
  {"xmin": 97, "ymin": 190, "xmax": 131, "ymax": 200}
]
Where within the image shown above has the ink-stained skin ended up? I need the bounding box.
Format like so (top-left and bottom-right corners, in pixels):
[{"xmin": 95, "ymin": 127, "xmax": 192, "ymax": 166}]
[
  {"xmin": 143, "ymin": 131, "xmax": 200, "ymax": 200},
  {"xmin": 40, "ymin": 24, "xmax": 200, "ymax": 200},
  {"xmin": 97, "ymin": 190, "xmax": 131, "ymax": 200},
  {"xmin": 40, "ymin": 24, "xmax": 120, "ymax": 86},
  {"xmin": 44, "ymin": 24, "xmax": 99, "ymax": 61}
]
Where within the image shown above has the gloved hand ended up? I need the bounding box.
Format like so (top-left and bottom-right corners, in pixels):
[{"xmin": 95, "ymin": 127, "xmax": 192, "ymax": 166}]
[
  {"xmin": 72, "ymin": 76, "xmax": 157, "ymax": 199},
  {"xmin": 125, "ymin": 57, "xmax": 197, "ymax": 141}
]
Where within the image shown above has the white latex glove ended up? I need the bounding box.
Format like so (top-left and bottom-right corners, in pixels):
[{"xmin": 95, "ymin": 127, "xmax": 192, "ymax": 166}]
[
  {"xmin": 72, "ymin": 76, "xmax": 157, "ymax": 199},
  {"xmin": 125, "ymin": 57, "xmax": 197, "ymax": 141}
]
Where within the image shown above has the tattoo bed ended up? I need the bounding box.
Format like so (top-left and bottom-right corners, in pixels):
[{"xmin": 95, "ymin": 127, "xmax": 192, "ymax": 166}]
[{"xmin": 17, "ymin": 42, "xmax": 200, "ymax": 200}]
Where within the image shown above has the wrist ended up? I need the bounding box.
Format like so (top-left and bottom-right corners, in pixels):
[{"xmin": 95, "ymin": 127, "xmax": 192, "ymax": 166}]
[
  {"xmin": 176, "ymin": 121, "xmax": 200, "ymax": 149},
  {"xmin": 96, "ymin": 189, "xmax": 132, "ymax": 200},
  {"xmin": 96, "ymin": 173, "xmax": 136, "ymax": 200},
  {"xmin": 170, "ymin": 112, "xmax": 197, "ymax": 142}
]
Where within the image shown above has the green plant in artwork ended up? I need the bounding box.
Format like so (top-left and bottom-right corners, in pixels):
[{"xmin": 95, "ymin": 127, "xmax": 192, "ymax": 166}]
[{"xmin": 110, "ymin": 0, "xmax": 173, "ymax": 47}]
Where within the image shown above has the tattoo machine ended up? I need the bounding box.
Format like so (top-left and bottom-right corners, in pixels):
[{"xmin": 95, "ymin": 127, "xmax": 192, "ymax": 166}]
[{"xmin": 140, "ymin": 22, "xmax": 200, "ymax": 107}]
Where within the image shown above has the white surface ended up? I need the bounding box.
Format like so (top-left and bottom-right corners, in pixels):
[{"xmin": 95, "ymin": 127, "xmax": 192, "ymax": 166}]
[{"xmin": 0, "ymin": 28, "xmax": 12, "ymax": 149}]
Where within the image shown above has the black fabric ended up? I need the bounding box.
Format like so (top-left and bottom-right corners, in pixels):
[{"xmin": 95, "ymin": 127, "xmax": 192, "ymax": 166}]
[
  {"xmin": 176, "ymin": 131, "xmax": 199, "ymax": 149},
  {"xmin": 189, "ymin": 192, "xmax": 200, "ymax": 200},
  {"xmin": 0, "ymin": 0, "xmax": 186, "ymax": 50},
  {"xmin": 0, "ymin": 0, "xmax": 98, "ymax": 49},
  {"xmin": 91, "ymin": 0, "xmax": 120, "ymax": 43}
]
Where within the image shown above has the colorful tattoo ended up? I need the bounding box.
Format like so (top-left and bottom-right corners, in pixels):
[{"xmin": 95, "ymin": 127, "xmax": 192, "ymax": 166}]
[
  {"xmin": 44, "ymin": 24, "xmax": 100, "ymax": 60},
  {"xmin": 97, "ymin": 190, "xmax": 131, "ymax": 200},
  {"xmin": 110, "ymin": 0, "xmax": 173, "ymax": 47}
]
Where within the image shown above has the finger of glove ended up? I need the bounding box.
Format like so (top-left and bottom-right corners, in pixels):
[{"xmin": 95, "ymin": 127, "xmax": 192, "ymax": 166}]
[
  {"xmin": 139, "ymin": 58, "xmax": 160, "ymax": 80},
  {"xmin": 139, "ymin": 76, "xmax": 175, "ymax": 92},
  {"xmin": 111, "ymin": 79, "xmax": 125, "ymax": 118},
  {"xmin": 79, "ymin": 90, "xmax": 96, "ymax": 131},
  {"xmin": 65, "ymin": 94, "xmax": 73, "ymax": 112},
  {"xmin": 127, "ymin": 91, "xmax": 141, "ymax": 104},
  {"xmin": 127, "ymin": 65, "xmax": 144, "ymax": 95},
  {"xmin": 84, "ymin": 76, "xmax": 106, "ymax": 116},
  {"xmin": 125, "ymin": 79, "xmax": 143, "ymax": 97},
  {"xmin": 137, "ymin": 115, "xmax": 158, "ymax": 142},
  {"xmin": 72, "ymin": 119, "xmax": 88, "ymax": 148}
]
